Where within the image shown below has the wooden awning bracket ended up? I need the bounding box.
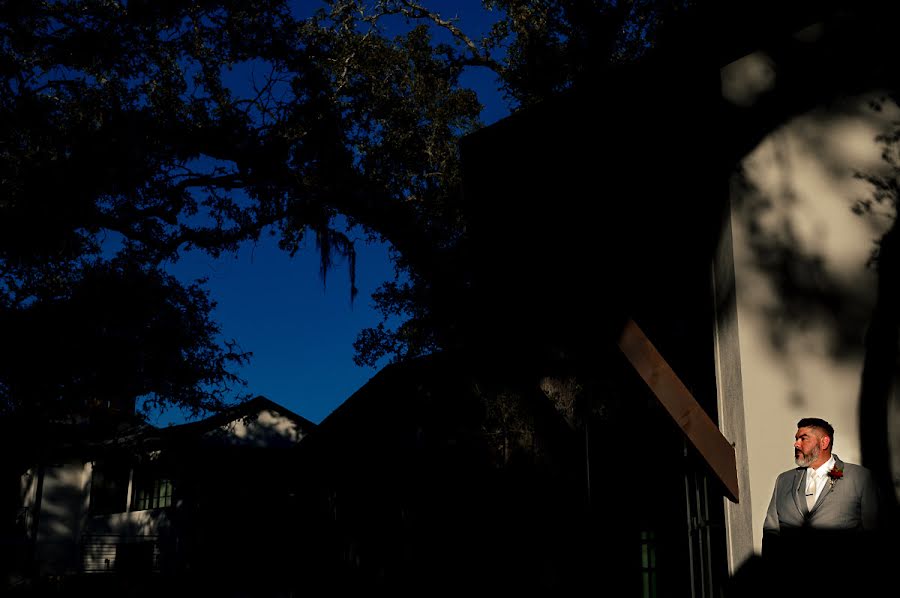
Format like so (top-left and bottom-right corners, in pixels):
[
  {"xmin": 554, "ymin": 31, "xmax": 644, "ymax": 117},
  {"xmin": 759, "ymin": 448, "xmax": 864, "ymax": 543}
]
[{"xmin": 618, "ymin": 319, "xmax": 740, "ymax": 503}]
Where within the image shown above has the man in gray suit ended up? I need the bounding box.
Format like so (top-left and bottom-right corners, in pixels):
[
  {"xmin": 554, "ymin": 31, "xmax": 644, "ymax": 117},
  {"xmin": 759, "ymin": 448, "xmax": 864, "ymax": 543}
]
[
  {"xmin": 761, "ymin": 418, "xmax": 882, "ymax": 592},
  {"xmin": 764, "ymin": 417, "xmax": 880, "ymax": 535}
]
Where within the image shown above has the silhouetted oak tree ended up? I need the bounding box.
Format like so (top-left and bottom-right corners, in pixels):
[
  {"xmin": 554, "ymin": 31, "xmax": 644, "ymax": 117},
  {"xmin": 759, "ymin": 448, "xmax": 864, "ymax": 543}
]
[
  {"xmin": 0, "ymin": 259, "xmax": 248, "ymax": 419},
  {"xmin": 0, "ymin": 1, "xmax": 689, "ymax": 417}
]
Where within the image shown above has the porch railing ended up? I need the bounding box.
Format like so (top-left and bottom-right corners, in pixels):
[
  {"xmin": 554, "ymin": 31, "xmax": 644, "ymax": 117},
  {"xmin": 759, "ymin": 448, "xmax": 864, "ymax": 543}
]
[{"xmin": 81, "ymin": 534, "xmax": 162, "ymax": 574}]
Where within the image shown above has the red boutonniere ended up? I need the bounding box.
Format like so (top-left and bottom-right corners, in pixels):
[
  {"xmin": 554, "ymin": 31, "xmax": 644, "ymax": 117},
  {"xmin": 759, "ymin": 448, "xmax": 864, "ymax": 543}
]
[{"xmin": 827, "ymin": 464, "xmax": 844, "ymax": 489}]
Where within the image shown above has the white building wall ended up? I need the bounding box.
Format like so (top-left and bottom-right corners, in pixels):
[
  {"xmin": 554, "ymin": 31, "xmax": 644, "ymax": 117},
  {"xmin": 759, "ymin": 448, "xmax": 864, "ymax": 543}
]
[
  {"xmin": 206, "ymin": 408, "xmax": 308, "ymax": 447},
  {"xmin": 33, "ymin": 461, "xmax": 91, "ymax": 575},
  {"xmin": 19, "ymin": 467, "xmax": 39, "ymax": 539},
  {"xmin": 27, "ymin": 459, "xmax": 175, "ymax": 575},
  {"xmin": 725, "ymin": 91, "xmax": 899, "ymax": 554}
]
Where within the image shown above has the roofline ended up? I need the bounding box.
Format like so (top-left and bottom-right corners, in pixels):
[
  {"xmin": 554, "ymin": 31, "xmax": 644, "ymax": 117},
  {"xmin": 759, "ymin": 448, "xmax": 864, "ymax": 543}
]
[
  {"xmin": 160, "ymin": 395, "xmax": 317, "ymax": 437},
  {"xmin": 311, "ymin": 358, "xmax": 419, "ymax": 433}
]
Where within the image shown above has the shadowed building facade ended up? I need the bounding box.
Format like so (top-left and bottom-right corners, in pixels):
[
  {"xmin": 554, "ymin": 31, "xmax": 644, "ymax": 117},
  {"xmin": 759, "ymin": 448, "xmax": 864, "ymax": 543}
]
[
  {"xmin": 277, "ymin": 4, "xmax": 899, "ymax": 595},
  {"xmin": 454, "ymin": 0, "xmax": 900, "ymax": 593},
  {"xmin": 4, "ymin": 2, "xmax": 899, "ymax": 595},
  {"xmin": 4, "ymin": 396, "xmax": 314, "ymax": 596}
]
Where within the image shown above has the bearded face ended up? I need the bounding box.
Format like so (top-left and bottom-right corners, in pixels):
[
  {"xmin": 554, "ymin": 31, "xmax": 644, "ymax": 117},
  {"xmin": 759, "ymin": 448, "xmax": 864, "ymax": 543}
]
[
  {"xmin": 794, "ymin": 426, "xmax": 824, "ymax": 467},
  {"xmin": 795, "ymin": 441, "xmax": 821, "ymax": 467}
]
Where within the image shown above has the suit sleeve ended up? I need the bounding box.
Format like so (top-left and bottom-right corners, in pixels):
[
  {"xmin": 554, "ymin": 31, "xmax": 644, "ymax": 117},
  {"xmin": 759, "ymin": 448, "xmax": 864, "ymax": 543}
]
[
  {"xmin": 763, "ymin": 481, "xmax": 780, "ymax": 535},
  {"xmin": 761, "ymin": 480, "xmax": 782, "ymax": 559}
]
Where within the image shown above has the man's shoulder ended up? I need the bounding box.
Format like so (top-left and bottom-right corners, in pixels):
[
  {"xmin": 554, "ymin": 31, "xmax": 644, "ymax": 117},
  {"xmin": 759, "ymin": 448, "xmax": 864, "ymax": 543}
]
[
  {"xmin": 775, "ymin": 468, "xmax": 801, "ymax": 482},
  {"xmin": 837, "ymin": 459, "xmax": 872, "ymax": 478}
]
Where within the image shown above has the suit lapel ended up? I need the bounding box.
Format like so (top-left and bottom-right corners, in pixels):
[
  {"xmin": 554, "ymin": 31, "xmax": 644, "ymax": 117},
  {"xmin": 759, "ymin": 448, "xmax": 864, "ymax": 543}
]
[
  {"xmin": 809, "ymin": 455, "xmax": 842, "ymax": 515},
  {"xmin": 793, "ymin": 468, "xmax": 808, "ymax": 517}
]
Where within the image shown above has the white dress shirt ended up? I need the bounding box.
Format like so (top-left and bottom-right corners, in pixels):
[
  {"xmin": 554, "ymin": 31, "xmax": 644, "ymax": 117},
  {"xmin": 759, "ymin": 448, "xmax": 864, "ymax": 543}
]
[{"xmin": 806, "ymin": 454, "xmax": 836, "ymax": 507}]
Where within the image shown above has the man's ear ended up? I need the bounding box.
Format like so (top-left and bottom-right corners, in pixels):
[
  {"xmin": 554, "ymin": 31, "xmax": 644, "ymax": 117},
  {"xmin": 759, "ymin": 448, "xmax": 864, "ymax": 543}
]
[{"xmin": 821, "ymin": 435, "xmax": 831, "ymax": 451}]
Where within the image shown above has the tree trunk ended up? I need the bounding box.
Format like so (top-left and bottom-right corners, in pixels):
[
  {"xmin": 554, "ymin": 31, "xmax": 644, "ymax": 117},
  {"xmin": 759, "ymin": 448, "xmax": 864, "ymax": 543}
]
[{"xmin": 858, "ymin": 222, "xmax": 900, "ymax": 528}]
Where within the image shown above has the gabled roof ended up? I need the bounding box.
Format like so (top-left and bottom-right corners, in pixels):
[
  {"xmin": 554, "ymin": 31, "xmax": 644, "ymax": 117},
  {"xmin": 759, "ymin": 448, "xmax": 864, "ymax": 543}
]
[
  {"xmin": 76, "ymin": 396, "xmax": 316, "ymax": 456},
  {"xmin": 297, "ymin": 352, "xmax": 580, "ymax": 469},
  {"xmin": 157, "ymin": 395, "xmax": 317, "ymax": 448},
  {"xmin": 163, "ymin": 395, "xmax": 314, "ymax": 434}
]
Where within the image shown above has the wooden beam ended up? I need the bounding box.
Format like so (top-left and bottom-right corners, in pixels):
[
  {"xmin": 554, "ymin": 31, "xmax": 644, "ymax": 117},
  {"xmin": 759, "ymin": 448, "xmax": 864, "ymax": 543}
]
[{"xmin": 618, "ymin": 319, "xmax": 740, "ymax": 503}]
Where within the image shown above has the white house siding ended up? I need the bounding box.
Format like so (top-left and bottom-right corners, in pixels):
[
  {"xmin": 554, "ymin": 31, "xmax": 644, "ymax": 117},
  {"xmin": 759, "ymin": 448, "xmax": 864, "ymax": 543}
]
[
  {"xmin": 206, "ymin": 408, "xmax": 307, "ymax": 447},
  {"xmin": 84, "ymin": 509, "xmax": 171, "ymax": 537},
  {"xmin": 81, "ymin": 509, "xmax": 172, "ymax": 573},
  {"xmin": 19, "ymin": 467, "xmax": 39, "ymax": 540},
  {"xmin": 33, "ymin": 461, "xmax": 90, "ymax": 575},
  {"xmin": 23, "ymin": 459, "xmax": 174, "ymax": 575},
  {"xmin": 723, "ymin": 90, "xmax": 899, "ymax": 555}
]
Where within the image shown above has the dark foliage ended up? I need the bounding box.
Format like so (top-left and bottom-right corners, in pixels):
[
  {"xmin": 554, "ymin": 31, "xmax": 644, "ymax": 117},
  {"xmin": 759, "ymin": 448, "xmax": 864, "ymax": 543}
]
[
  {"xmin": 0, "ymin": 259, "xmax": 249, "ymax": 420},
  {"xmin": 0, "ymin": 1, "xmax": 696, "ymax": 415}
]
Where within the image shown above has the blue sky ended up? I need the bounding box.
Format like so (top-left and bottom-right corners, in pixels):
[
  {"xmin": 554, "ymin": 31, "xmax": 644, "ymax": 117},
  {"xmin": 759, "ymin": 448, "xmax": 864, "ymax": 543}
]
[{"xmin": 149, "ymin": 3, "xmax": 509, "ymax": 426}]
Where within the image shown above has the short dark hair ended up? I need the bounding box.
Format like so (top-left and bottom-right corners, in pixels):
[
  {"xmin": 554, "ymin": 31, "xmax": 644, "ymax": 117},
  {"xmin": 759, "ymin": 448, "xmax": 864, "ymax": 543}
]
[{"xmin": 797, "ymin": 417, "xmax": 835, "ymax": 450}]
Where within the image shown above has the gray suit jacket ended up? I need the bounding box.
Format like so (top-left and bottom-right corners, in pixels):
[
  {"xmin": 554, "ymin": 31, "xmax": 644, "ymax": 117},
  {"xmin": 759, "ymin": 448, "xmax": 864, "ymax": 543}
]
[{"xmin": 763, "ymin": 455, "xmax": 879, "ymax": 534}]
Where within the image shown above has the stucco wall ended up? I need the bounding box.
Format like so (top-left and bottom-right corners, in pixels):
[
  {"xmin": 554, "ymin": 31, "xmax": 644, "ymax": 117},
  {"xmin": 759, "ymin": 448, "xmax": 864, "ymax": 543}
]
[{"xmin": 728, "ymin": 92, "xmax": 899, "ymax": 552}]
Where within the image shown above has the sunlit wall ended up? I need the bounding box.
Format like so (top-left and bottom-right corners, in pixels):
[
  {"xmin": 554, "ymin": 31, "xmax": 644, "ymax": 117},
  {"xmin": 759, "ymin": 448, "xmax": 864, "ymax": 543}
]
[{"xmin": 724, "ymin": 75, "xmax": 898, "ymax": 553}]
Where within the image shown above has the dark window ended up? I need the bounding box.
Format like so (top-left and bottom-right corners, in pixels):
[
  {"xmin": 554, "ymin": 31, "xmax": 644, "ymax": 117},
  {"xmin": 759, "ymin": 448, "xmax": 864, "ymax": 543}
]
[
  {"xmin": 640, "ymin": 530, "xmax": 658, "ymax": 598},
  {"xmin": 132, "ymin": 473, "xmax": 173, "ymax": 511},
  {"xmin": 90, "ymin": 462, "xmax": 129, "ymax": 515}
]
